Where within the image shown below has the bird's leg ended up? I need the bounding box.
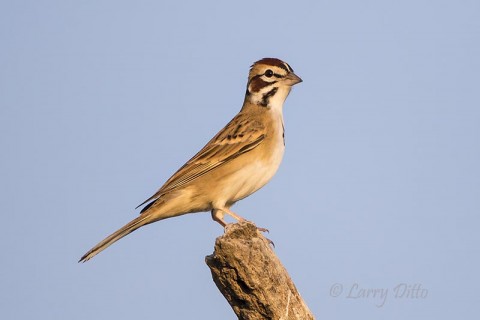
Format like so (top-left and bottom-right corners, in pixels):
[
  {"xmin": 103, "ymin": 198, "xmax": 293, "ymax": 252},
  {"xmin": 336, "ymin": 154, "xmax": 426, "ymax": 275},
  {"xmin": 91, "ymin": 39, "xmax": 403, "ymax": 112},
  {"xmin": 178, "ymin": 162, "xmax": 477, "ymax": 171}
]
[
  {"xmin": 222, "ymin": 208, "xmax": 269, "ymax": 233},
  {"xmin": 211, "ymin": 209, "xmax": 227, "ymax": 227},
  {"xmin": 222, "ymin": 208, "xmax": 246, "ymax": 222}
]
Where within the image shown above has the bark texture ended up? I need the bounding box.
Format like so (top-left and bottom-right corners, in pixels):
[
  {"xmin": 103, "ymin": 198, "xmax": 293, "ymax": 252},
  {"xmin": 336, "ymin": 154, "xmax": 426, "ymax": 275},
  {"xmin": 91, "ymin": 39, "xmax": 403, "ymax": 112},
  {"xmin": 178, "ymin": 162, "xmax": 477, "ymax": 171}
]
[{"xmin": 205, "ymin": 221, "xmax": 315, "ymax": 320}]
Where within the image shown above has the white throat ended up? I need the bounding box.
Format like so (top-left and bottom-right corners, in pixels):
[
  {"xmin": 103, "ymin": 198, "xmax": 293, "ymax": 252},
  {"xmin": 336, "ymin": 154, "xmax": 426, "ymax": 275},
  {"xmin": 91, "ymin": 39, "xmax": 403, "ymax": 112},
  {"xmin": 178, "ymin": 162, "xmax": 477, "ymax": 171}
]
[{"xmin": 267, "ymin": 86, "xmax": 291, "ymax": 114}]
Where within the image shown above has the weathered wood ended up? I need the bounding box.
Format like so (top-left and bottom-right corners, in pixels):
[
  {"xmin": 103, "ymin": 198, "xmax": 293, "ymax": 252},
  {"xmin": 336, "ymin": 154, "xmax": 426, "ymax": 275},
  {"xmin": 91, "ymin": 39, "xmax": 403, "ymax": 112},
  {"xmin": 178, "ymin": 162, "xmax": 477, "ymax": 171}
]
[{"xmin": 205, "ymin": 221, "xmax": 315, "ymax": 320}]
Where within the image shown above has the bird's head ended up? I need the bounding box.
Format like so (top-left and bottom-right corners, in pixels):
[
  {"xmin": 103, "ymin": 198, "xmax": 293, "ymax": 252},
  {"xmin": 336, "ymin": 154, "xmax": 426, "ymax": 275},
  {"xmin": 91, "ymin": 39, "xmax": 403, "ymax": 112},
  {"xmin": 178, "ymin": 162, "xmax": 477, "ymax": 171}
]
[{"xmin": 245, "ymin": 58, "xmax": 302, "ymax": 110}]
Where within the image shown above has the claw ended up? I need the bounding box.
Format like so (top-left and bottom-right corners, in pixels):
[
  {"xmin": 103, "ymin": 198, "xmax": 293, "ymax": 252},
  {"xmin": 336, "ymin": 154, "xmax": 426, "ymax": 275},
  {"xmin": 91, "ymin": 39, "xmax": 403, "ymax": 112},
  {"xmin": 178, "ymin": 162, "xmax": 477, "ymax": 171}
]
[
  {"xmin": 266, "ymin": 237, "xmax": 275, "ymax": 248},
  {"xmin": 256, "ymin": 226, "xmax": 269, "ymax": 233}
]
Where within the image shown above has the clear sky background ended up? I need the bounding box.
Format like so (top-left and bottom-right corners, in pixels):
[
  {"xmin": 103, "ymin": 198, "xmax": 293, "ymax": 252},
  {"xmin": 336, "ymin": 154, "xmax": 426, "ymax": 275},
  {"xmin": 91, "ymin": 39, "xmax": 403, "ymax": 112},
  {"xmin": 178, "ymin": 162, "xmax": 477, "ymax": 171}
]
[{"xmin": 1, "ymin": 1, "xmax": 479, "ymax": 319}]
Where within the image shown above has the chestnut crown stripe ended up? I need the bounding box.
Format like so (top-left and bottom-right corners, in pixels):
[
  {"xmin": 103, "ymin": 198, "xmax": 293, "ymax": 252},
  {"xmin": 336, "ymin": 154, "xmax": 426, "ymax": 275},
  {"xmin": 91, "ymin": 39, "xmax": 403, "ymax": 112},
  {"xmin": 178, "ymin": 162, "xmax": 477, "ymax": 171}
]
[{"xmin": 251, "ymin": 58, "xmax": 294, "ymax": 73}]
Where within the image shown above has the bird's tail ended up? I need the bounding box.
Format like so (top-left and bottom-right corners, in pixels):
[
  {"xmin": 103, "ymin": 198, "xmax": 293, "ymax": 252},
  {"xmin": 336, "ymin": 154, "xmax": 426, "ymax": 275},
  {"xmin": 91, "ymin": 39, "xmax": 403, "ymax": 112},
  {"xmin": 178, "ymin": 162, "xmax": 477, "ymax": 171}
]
[{"xmin": 79, "ymin": 214, "xmax": 154, "ymax": 263}]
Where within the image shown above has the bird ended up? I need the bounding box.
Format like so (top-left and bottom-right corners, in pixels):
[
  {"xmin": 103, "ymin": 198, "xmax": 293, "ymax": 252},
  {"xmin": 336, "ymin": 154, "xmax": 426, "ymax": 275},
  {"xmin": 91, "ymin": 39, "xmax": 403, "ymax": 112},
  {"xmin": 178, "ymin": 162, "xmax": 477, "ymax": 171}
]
[{"xmin": 79, "ymin": 58, "xmax": 302, "ymax": 262}]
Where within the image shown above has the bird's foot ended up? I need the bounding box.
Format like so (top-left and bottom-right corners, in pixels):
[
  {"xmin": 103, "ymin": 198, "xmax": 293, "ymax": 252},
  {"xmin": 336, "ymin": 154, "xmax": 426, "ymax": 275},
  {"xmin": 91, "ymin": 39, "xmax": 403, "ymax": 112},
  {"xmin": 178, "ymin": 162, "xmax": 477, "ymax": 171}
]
[
  {"xmin": 256, "ymin": 226, "xmax": 269, "ymax": 233},
  {"xmin": 265, "ymin": 237, "xmax": 275, "ymax": 248},
  {"xmin": 223, "ymin": 223, "xmax": 236, "ymax": 233}
]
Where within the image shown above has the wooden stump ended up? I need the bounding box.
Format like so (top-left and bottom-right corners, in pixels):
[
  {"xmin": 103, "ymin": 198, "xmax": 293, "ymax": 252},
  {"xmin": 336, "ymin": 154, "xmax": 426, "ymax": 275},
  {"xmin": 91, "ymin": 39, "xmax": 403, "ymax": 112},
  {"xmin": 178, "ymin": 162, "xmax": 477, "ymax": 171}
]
[{"xmin": 205, "ymin": 221, "xmax": 315, "ymax": 320}]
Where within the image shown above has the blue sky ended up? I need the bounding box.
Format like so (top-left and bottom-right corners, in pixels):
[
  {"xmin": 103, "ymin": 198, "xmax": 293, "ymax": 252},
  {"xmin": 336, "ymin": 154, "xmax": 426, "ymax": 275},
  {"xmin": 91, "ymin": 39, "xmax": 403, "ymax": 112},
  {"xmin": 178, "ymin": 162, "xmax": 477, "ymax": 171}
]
[{"xmin": 1, "ymin": 1, "xmax": 479, "ymax": 319}]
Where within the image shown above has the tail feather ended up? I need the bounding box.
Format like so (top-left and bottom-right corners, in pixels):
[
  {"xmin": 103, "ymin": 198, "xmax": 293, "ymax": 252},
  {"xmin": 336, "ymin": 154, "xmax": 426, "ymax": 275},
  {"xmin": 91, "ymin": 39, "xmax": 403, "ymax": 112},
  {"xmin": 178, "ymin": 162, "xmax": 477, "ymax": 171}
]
[{"xmin": 79, "ymin": 215, "xmax": 153, "ymax": 262}]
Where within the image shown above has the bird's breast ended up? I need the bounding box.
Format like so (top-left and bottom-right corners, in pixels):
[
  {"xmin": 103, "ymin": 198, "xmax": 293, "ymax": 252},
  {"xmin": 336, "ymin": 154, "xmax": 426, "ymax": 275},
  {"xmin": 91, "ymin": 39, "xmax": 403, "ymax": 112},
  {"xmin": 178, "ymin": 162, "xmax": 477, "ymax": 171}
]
[{"xmin": 226, "ymin": 116, "xmax": 285, "ymax": 203}]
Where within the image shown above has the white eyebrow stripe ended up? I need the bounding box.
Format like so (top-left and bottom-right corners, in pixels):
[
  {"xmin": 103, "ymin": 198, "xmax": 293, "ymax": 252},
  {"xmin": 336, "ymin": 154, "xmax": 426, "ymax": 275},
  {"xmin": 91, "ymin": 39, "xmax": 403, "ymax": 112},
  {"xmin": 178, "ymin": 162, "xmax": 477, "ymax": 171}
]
[{"xmin": 282, "ymin": 62, "xmax": 292, "ymax": 72}]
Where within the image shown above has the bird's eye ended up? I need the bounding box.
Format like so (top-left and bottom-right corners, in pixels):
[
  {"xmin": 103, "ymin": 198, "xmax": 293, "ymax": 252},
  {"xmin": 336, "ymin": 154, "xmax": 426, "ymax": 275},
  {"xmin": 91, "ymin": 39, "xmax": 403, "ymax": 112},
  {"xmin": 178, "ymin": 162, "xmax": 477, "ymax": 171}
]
[{"xmin": 264, "ymin": 69, "xmax": 274, "ymax": 78}]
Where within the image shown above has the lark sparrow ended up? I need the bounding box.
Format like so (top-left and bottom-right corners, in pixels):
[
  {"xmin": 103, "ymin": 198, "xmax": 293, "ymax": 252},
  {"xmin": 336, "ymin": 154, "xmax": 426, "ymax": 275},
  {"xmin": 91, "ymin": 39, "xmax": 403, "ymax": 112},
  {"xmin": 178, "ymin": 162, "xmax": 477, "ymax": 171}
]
[{"xmin": 79, "ymin": 58, "xmax": 302, "ymax": 262}]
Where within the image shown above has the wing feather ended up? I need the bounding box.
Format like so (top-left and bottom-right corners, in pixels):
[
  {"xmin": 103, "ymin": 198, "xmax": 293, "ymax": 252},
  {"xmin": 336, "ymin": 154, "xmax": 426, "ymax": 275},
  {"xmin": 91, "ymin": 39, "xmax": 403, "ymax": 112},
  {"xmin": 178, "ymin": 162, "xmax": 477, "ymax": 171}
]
[{"xmin": 136, "ymin": 113, "xmax": 265, "ymax": 209}]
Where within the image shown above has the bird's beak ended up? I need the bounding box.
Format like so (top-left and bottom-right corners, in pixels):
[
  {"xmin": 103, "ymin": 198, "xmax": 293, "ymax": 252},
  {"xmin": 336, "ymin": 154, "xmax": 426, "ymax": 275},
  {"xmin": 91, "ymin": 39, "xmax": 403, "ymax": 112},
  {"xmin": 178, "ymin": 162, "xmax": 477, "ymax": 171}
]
[{"xmin": 284, "ymin": 72, "xmax": 303, "ymax": 86}]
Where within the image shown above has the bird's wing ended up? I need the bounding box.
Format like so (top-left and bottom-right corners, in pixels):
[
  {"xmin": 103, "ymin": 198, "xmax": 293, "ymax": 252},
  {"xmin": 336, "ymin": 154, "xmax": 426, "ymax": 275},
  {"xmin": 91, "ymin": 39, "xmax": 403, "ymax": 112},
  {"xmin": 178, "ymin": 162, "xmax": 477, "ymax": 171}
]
[{"xmin": 136, "ymin": 113, "xmax": 266, "ymax": 209}]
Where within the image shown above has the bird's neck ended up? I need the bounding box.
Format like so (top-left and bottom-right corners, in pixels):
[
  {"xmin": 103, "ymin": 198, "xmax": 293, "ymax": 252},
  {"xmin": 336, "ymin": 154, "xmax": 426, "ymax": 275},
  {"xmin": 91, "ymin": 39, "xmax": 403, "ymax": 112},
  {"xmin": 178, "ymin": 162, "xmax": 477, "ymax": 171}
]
[{"xmin": 243, "ymin": 85, "xmax": 291, "ymax": 115}]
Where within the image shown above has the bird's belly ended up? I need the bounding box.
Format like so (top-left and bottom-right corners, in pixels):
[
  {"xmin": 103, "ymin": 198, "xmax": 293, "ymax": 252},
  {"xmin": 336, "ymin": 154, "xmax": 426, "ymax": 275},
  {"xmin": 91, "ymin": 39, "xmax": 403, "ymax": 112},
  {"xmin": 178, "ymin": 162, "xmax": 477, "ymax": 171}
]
[
  {"xmin": 223, "ymin": 145, "xmax": 285, "ymax": 204},
  {"xmin": 166, "ymin": 153, "xmax": 284, "ymax": 215}
]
